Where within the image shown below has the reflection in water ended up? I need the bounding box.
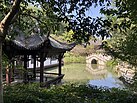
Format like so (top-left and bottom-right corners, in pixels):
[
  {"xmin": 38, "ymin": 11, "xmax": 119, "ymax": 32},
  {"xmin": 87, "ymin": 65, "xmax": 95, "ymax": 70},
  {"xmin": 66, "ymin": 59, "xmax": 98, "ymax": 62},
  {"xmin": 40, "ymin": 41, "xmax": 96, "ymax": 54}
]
[
  {"xmin": 86, "ymin": 63, "xmax": 108, "ymax": 80},
  {"xmin": 91, "ymin": 64, "xmax": 98, "ymax": 69},
  {"xmin": 62, "ymin": 63, "xmax": 92, "ymax": 82},
  {"xmin": 89, "ymin": 73, "xmax": 125, "ymax": 88},
  {"xmin": 62, "ymin": 63, "xmax": 124, "ymax": 88},
  {"xmin": 86, "ymin": 63, "xmax": 124, "ymax": 88}
]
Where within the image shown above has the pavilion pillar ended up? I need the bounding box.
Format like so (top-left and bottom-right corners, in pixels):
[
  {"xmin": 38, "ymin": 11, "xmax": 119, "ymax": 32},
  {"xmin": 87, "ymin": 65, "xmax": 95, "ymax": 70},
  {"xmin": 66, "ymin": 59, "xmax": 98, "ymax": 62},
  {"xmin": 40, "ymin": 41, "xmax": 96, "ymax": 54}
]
[
  {"xmin": 40, "ymin": 53, "xmax": 44, "ymax": 84},
  {"xmin": 33, "ymin": 55, "xmax": 36, "ymax": 79},
  {"xmin": 9, "ymin": 61, "xmax": 13, "ymax": 84},
  {"xmin": 6, "ymin": 60, "xmax": 13, "ymax": 84},
  {"xmin": 6, "ymin": 65, "xmax": 10, "ymax": 84},
  {"xmin": 11, "ymin": 60, "xmax": 15, "ymax": 81},
  {"xmin": 23, "ymin": 55, "xmax": 28, "ymax": 83},
  {"xmin": 50, "ymin": 58, "xmax": 52, "ymax": 64},
  {"xmin": 58, "ymin": 54, "xmax": 63, "ymax": 76}
]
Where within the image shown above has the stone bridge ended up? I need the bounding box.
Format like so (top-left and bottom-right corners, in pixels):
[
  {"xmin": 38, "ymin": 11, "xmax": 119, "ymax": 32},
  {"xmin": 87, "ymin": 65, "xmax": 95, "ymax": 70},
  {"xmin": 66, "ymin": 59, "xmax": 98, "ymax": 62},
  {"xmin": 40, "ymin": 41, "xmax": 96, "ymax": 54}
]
[
  {"xmin": 86, "ymin": 53, "xmax": 111, "ymax": 79},
  {"xmin": 86, "ymin": 53, "xmax": 111, "ymax": 66}
]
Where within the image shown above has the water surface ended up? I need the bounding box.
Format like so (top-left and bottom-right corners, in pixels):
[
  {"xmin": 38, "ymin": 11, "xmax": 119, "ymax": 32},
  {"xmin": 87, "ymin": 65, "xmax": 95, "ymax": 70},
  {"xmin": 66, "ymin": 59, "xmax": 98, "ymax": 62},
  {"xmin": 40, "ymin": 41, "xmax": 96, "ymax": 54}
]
[{"xmin": 62, "ymin": 63, "xmax": 124, "ymax": 88}]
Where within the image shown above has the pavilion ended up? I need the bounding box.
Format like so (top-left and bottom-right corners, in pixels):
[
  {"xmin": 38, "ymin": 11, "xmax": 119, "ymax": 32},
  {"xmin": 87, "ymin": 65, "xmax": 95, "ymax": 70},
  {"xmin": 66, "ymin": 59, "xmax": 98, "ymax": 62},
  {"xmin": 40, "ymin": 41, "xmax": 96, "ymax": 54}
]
[{"xmin": 3, "ymin": 34, "xmax": 75, "ymax": 87}]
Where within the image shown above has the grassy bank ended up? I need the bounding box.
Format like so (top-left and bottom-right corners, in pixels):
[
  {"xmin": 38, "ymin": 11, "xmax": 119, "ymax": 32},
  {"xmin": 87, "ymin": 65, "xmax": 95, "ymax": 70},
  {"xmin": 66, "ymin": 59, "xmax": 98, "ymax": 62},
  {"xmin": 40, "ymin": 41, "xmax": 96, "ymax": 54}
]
[
  {"xmin": 64, "ymin": 53, "xmax": 86, "ymax": 64},
  {"xmin": 4, "ymin": 83, "xmax": 137, "ymax": 103}
]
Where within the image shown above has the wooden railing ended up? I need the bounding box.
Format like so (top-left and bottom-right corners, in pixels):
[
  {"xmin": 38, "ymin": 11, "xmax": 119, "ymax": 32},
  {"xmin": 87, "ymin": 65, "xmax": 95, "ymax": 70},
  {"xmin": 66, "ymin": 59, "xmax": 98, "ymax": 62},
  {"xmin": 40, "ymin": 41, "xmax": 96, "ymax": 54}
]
[{"xmin": 42, "ymin": 74, "xmax": 64, "ymax": 88}]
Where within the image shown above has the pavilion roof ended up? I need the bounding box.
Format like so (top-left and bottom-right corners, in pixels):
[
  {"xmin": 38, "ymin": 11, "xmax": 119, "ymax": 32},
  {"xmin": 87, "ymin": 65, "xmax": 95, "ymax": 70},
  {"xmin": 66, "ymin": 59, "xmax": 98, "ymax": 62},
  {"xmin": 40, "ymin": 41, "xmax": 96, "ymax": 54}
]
[
  {"xmin": 12, "ymin": 34, "xmax": 48, "ymax": 50},
  {"xmin": 3, "ymin": 34, "xmax": 75, "ymax": 58},
  {"xmin": 49, "ymin": 37, "xmax": 75, "ymax": 50}
]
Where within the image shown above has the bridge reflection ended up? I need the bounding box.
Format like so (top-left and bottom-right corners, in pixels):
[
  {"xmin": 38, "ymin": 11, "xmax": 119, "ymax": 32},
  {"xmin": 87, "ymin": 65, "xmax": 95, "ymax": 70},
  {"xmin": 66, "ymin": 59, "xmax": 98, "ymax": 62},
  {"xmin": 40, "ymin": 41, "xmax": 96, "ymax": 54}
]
[
  {"xmin": 86, "ymin": 53, "xmax": 112, "ymax": 80},
  {"xmin": 86, "ymin": 63, "xmax": 125, "ymax": 88},
  {"xmin": 86, "ymin": 63, "xmax": 108, "ymax": 80}
]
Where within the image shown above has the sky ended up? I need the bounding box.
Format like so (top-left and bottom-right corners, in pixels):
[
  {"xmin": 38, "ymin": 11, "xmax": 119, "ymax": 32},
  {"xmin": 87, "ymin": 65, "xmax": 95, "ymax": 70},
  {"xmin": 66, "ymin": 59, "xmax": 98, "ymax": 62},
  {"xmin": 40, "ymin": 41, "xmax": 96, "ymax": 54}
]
[{"xmin": 86, "ymin": 6, "xmax": 104, "ymax": 18}]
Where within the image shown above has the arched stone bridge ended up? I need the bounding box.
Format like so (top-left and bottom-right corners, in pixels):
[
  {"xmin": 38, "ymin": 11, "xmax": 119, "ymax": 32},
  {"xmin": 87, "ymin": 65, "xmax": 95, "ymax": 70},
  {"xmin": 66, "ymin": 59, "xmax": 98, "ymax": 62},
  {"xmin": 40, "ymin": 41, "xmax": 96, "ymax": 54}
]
[{"xmin": 86, "ymin": 53, "xmax": 111, "ymax": 66}]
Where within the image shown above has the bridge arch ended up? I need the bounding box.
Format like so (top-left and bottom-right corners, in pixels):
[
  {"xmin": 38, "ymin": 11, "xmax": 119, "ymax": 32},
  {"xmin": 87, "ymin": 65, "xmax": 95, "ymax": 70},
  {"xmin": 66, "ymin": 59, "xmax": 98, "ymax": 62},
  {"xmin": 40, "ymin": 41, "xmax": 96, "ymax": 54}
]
[
  {"xmin": 91, "ymin": 59, "xmax": 98, "ymax": 64},
  {"xmin": 86, "ymin": 53, "xmax": 111, "ymax": 66}
]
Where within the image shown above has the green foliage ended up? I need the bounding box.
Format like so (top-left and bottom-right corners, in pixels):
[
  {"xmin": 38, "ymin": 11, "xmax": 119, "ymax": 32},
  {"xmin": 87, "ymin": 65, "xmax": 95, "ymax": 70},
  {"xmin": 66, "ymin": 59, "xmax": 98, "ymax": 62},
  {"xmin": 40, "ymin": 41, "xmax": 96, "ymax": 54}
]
[
  {"xmin": 64, "ymin": 53, "xmax": 86, "ymax": 63},
  {"xmin": 62, "ymin": 30, "xmax": 74, "ymax": 42},
  {"xmin": 104, "ymin": 27, "xmax": 137, "ymax": 66},
  {"xmin": 51, "ymin": 29, "xmax": 75, "ymax": 43},
  {"xmin": 0, "ymin": 0, "xmax": 112, "ymax": 42},
  {"xmin": 3, "ymin": 83, "xmax": 137, "ymax": 103},
  {"xmin": 106, "ymin": 59, "xmax": 118, "ymax": 67},
  {"xmin": 101, "ymin": 0, "xmax": 137, "ymax": 67}
]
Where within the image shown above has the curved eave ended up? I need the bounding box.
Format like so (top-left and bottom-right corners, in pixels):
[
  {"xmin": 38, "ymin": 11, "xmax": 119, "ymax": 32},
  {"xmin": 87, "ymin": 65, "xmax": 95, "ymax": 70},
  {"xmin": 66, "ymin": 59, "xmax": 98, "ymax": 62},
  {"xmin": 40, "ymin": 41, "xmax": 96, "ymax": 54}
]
[{"xmin": 49, "ymin": 37, "xmax": 76, "ymax": 51}]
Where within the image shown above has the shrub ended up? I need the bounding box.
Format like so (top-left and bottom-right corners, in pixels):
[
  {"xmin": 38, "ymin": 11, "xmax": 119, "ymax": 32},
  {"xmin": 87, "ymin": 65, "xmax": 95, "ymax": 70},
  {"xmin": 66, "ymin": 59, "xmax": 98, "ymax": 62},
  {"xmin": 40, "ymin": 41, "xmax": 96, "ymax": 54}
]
[
  {"xmin": 4, "ymin": 83, "xmax": 137, "ymax": 103},
  {"xmin": 64, "ymin": 53, "xmax": 86, "ymax": 63}
]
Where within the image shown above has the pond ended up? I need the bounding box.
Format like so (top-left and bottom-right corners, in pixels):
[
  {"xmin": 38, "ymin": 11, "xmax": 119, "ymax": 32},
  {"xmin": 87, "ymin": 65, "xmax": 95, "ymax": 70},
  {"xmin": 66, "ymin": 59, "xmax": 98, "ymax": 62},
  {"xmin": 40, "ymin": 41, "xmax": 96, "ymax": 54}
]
[{"xmin": 62, "ymin": 63, "xmax": 125, "ymax": 88}]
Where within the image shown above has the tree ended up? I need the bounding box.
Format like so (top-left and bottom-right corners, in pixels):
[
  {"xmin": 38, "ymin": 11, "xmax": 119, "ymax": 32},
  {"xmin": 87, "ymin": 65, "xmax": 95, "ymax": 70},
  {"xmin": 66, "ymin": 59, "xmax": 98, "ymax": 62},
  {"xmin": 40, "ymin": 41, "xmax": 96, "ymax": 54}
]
[
  {"xmin": 0, "ymin": 1, "xmax": 22, "ymax": 103},
  {"xmin": 100, "ymin": 0, "xmax": 137, "ymax": 67},
  {"xmin": 0, "ymin": 0, "xmax": 112, "ymax": 103}
]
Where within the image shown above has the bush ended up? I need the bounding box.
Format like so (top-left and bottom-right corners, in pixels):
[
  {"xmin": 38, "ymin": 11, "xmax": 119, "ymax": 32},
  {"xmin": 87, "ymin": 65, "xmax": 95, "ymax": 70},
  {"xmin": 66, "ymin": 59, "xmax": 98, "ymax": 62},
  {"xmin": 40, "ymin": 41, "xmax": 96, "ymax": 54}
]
[
  {"xmin": 4, "ymin": 83, "xmax": 137, "ymax": 103},
  {"xmin": 64, "ymin": 53, "xmax": 86, "ymax": 63}
]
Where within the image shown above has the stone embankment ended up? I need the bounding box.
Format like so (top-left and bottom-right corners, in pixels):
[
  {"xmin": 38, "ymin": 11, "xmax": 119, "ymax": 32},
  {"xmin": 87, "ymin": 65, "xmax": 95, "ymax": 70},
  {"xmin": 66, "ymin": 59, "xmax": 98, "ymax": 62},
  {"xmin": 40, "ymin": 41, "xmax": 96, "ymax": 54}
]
[{"xmin": 116, "ymin": 63, "xmax": 135, "ymax": 84}]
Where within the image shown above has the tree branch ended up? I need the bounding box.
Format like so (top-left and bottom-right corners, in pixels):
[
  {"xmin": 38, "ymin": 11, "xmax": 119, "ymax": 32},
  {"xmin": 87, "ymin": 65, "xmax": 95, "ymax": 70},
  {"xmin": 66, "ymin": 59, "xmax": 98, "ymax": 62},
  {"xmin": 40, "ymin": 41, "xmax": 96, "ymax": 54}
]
[
  {"xmin": 1, "ymin": 0, "xmax": 22, "ymax": 30},
  {"xmin": 21, "ymin": 13, "xmax": 49, "ymax": 30}
]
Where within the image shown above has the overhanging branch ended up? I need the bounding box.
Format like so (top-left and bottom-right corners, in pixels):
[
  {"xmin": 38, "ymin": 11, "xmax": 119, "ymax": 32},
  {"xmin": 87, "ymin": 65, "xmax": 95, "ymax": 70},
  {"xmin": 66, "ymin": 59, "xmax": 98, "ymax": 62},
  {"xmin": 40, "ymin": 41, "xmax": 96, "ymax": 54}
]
[
  {"xmin": 1, "ymin": 0, "xmax": 22, "ymax": 29},
  {"xmin": 21, "ymin": 13, "xmax": 49, "ymax": 31}
]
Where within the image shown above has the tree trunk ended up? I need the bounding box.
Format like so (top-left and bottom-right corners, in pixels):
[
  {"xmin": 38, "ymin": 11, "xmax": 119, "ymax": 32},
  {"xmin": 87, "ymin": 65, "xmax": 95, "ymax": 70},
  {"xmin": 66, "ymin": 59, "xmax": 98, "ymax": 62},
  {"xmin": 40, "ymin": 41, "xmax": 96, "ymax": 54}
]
[
  {"xmin": 0, "ymin": 40, "xmax": 3, "ymax": 103},
  {"xmin": 0, "ymin": 0, "xmax": 22, "ymax": 103}
]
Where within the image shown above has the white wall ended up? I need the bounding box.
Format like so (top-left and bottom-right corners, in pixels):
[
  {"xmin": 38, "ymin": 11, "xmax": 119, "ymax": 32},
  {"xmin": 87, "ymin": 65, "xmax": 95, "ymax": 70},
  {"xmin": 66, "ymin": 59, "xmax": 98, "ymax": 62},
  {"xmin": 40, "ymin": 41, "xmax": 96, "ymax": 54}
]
[{"xmin": 27, "ymin": 58, "xmax": 58, "ymax": 68}]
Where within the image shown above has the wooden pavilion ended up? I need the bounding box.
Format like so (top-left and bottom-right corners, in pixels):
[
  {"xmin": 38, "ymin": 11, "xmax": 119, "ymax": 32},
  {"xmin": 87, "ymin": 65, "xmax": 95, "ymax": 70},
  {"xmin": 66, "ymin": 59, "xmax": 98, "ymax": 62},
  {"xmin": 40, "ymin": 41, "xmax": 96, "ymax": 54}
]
[{"xmin": 3, "ymin": 34, "xmax": 75, "ymax": 87}]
